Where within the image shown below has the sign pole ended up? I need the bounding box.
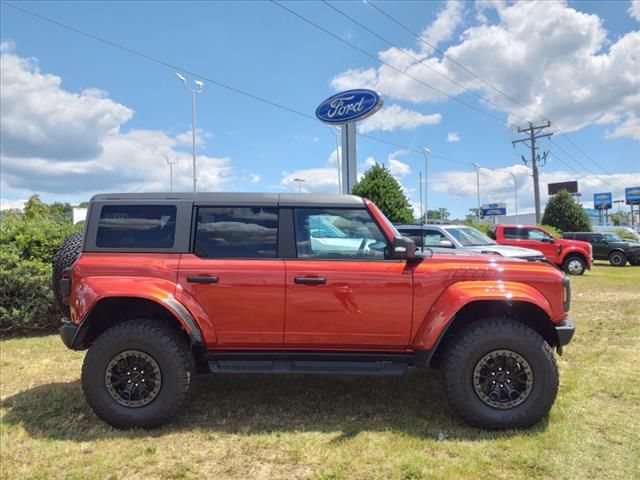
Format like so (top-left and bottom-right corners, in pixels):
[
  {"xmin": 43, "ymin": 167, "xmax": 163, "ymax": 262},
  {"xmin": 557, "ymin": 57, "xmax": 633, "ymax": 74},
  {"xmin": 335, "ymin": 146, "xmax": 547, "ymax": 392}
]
[{"xmin": 340, "ymin": 123, "xmax": 357, "ymax": 194}]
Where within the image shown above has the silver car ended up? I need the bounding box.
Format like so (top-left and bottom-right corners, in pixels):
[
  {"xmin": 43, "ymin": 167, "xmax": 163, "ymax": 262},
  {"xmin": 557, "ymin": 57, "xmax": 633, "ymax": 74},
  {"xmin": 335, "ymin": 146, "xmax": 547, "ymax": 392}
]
[{"xmin": 396, "ymin": 224, "xmax": 544, "ymax": 259}]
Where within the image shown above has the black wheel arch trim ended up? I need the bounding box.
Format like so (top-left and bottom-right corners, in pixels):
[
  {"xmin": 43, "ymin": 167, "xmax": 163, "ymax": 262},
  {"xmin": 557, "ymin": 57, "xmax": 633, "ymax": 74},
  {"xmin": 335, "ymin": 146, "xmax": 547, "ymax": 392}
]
[{"xmin": 60, "ymin": 297, "xmax": 203, "ymax": 350}]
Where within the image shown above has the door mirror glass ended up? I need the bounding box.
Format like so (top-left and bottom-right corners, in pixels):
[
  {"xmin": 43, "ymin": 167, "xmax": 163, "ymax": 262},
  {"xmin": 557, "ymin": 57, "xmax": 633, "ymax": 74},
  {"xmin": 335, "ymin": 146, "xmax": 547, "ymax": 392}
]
[{"xmin": 438, "ymin": 239, "xmax": 454, "ymax": 248}]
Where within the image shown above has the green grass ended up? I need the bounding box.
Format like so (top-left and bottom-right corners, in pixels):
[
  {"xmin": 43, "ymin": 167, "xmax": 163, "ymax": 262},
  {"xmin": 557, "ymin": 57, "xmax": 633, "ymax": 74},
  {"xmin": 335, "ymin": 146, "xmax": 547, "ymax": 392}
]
[{"xmin": 1, "ymin": 263, "xmax": 639, "ymax": 479}]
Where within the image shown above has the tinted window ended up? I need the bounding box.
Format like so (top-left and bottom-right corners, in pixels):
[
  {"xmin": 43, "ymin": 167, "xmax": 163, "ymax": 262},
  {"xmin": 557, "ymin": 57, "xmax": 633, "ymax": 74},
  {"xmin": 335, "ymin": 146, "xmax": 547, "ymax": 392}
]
[
  {"xmin": 195, "ymin": 207, "xmax": 278, "ymax": 258},
  {"xmin": 423, "ymin": 229, "xmax": 449, "ymax": 247},
  {"xmin": 575, "ymin": 233, "xmax": 592, "ymax": 242},
  {"xmin": 503, "ymin": 227, "xmax": 526, "ymax": 239},
  {"xmin": 398, "ymin": 228, "xmax": 423, "ymax": 247},
  {"xmin": 294, "ymin": 208, "xmax": 387, "ymax": 260},
  {"xmin": 96, "ymin": 205, "xmax": 176, "ymax": 248},
  {"xmin": 527, "ymin": 229, "xmax": 551, "ymax": 241}
]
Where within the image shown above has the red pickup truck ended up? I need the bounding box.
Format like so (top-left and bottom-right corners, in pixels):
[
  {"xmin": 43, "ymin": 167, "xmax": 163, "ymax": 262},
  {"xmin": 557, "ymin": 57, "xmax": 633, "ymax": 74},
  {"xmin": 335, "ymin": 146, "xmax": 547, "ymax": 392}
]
[{"xmin": 488, "ymin": 225, "xmax": 592, "ymax": 275}]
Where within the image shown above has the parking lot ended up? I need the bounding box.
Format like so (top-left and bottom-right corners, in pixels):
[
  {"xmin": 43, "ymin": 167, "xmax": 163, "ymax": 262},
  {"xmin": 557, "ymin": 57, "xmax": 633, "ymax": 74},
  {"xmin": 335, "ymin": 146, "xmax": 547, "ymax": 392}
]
[{"xmin": 1, "ymin": 262, "xmax": 638, "ymax": 480}]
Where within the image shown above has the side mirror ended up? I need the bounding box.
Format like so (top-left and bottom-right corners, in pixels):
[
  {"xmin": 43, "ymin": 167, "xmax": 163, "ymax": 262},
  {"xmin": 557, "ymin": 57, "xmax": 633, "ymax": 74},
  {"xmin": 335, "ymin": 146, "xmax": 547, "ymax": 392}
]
[
  {"xmin": 549, "ymin": 238, "xmax": 555, "ymax": 244},
  {"xmin": 392, "ymin": 236, "xmax": 417, "ymax": 261},
  {"xmin": 438, "ymin": 239, "xmax": 454, "ymax": 248}
]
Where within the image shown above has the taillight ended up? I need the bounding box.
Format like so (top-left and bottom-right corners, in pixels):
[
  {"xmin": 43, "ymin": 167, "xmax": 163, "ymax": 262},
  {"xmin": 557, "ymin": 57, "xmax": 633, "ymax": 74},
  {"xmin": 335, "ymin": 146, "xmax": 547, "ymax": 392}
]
[{"xmin": 562, "ymin": 277, "xmax": 571, "ymax": 312}]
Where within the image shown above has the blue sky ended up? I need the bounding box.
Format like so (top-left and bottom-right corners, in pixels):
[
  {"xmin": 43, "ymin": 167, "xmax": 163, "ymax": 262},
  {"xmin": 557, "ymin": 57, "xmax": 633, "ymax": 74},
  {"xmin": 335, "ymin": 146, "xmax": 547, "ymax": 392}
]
[{"xmin": 1, "ymin": 0, "xmax": 639, "ymax": 218}]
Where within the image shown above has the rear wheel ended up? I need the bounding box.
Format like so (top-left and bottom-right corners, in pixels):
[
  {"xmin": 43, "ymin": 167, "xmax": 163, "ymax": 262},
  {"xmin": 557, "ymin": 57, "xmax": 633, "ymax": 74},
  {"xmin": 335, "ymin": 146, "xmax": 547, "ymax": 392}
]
[
  {"xmin": 441, "ymin": 319, "xmax": 559, "ymax": 429},
  {"xmin": 81, "ymin": 319, "xmax": 194, "ymax": 429},
  {"xmin": 608, "ymin": 251, "xmax": 627, "ymax": 267},
  {"xmin": 562, "ymin": 255, "xmax": 586, "ymax": 275}
]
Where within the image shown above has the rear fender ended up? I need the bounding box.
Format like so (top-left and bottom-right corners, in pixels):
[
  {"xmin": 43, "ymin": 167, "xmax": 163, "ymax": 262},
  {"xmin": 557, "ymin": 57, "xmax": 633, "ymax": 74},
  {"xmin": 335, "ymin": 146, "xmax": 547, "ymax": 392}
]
[
  {"xmin": 72, "ymin": 276, "xmax": 213, "ymax": 346},
  {"xmin": 411, "ymin": 281, "xmax": 552, "ymax": 350}
]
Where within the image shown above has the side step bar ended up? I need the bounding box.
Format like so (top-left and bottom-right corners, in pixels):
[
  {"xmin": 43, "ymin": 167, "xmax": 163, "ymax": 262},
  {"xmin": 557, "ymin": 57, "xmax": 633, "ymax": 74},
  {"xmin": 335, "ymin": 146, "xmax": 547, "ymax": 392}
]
[{"xmin": 205, "ymin": 352, "xmax": 413, "ymax": 376}]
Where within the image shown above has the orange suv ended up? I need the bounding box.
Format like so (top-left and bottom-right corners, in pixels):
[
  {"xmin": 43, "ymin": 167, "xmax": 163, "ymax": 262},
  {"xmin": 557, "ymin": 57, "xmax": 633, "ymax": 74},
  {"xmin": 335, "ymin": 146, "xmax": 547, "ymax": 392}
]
[{"xmin": 54, "ymin": 193, "xmax": 574, "ymax": 429}]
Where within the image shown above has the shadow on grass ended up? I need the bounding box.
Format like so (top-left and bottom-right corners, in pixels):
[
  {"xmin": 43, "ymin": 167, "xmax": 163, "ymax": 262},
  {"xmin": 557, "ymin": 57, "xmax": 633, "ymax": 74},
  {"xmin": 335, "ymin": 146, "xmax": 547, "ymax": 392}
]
[{"xmin": 1, "ymin": 371, "xmax": 548, "ymax": 442}]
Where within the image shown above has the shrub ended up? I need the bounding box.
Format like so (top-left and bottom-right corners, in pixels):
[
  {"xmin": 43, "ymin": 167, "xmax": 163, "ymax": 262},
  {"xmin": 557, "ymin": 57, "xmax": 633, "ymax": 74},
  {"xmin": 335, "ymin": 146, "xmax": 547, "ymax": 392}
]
[
  {"xmin": 539, "ymin": 224, "xmax": 562, "ymax": 238},
  {"xmin": 0, "ymin": 200, "xmax": 83, "ymax": 334},
  {"xmin": 541, "ymin": 189, "xmax": 591, "ymax": 233}
]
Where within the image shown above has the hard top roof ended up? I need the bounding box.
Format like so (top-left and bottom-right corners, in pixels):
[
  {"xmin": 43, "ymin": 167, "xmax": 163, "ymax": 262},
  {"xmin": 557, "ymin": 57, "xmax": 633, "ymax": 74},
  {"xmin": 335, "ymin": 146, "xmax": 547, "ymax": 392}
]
[{"xmin": 90, "ymin": 192, "xmax": 365, "ymax": 208}]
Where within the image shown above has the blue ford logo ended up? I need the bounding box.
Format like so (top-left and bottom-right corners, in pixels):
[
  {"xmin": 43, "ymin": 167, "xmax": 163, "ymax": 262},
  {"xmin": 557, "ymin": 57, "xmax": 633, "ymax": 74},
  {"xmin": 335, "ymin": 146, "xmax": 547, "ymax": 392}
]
[{"xmin": 315, "ymin": 89, "xmax": 383, "ymax": 124}]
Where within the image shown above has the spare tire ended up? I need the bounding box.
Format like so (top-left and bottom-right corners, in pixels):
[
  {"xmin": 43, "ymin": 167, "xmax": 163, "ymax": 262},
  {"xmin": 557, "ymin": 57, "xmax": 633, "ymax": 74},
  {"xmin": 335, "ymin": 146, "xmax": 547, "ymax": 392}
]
[{"xmin": 52, "ymin": 231, "xmax": 84, "ymax": 311}]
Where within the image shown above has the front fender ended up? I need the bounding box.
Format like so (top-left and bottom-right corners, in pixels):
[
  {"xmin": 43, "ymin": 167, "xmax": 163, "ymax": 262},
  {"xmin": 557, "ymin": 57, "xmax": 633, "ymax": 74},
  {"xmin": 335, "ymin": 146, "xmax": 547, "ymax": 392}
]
[
  {"xmin": 411, "ymin": 281, "xmax": 552, "ymax": 350},
  {"xmin": 71, "ymin": 276, "xmax": 211, "ymax": 345}
]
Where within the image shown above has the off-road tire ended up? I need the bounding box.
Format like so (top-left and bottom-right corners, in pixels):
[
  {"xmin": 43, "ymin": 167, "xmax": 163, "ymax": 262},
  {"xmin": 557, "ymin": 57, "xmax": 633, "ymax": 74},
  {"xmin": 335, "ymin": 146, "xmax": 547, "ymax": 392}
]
[
  {"xmin": 52, "ymin": 231, "xmax": 83, "ymax": 311},
  {"xmin": 608, "ymin": 251, "xmax": 627, "ymax": 267},
  {"xmin": 441, "ymin": 318, "xmax": 559, "ymax": 429},
  {"xmin": 81, "ymin": 319, "xmax": 195, "ymax": 429},
  {"xmin": 630, "ymin": 258, "xmax": 640, "ymax": 266},
  {"xmin": 562, "ymin": 255, "xmax": 586, "ymax": 275}
]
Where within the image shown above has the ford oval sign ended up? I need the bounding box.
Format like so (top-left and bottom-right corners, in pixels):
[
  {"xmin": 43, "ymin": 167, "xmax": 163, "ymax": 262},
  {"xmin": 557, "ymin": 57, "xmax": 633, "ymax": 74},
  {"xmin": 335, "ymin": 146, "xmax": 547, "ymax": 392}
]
[{"xmin": 315, "ymin": 89, "xmax": 383, "ymax": 124}]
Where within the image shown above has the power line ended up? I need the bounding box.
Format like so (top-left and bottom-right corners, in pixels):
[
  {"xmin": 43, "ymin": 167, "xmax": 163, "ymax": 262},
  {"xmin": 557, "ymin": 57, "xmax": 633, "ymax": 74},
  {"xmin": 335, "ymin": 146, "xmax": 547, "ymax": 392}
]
[
  {"xmin": 367, "ymin": 0, "xmax": 615, "ymax": 178},
  {"xmin": 320, "ymin": 0, "xmax": 529, "ymax": 124},
  {"xmin": 2, "ymin": 0, "xmax": 476, "ymax": 168},
  {"xmin": 271, "ymin": 0, "xmax": 507, "ymax": 124}
]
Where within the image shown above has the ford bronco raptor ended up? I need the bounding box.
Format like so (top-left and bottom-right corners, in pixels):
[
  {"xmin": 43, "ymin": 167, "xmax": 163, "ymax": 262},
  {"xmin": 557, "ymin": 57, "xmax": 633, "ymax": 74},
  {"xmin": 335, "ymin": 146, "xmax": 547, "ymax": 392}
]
[{"xmin": 54, "ymin": 193, "xmax": 574, "ymax": 429}]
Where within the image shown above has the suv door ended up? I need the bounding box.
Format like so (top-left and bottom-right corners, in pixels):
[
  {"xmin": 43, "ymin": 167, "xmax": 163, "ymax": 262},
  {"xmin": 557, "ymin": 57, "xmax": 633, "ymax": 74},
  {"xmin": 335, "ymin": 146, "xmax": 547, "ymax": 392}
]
[
  {"xmin": 178, "ymin": 206, "xmax": 285, "ymax": 347},
  {"xmin": 284, "ymin": 208, "xmax": 413, "ymax": 349}
]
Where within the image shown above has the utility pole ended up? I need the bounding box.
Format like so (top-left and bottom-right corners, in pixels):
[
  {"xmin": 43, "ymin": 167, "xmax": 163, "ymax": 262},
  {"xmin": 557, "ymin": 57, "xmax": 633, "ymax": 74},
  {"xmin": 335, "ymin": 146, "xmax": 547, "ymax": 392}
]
[
  {"xmin": 419, "ymin": 171, "xmax": 423, "ymax": 225},
  {"xmin": 472, "ymin": 163, "xmax": 481, "ymax": 221},
  {"xmin": 512, "ymin": 121, "xmax": 553, "ymax": 224},
  {"xmin": 422, "ymin": 147, "xmax": 430, "ymax": 224}
]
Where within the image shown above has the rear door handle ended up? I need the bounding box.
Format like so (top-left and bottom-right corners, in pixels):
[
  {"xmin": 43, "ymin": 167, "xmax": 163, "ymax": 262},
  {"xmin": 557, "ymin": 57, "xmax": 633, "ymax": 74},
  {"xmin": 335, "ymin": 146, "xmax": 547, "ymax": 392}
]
[
  {"xmin": 294, "ymin": 277, "xmax": 326, "ymax": 285},
  {"xmin": 187, "ymin": 275, "xmax": 219, "ymax": 284}
]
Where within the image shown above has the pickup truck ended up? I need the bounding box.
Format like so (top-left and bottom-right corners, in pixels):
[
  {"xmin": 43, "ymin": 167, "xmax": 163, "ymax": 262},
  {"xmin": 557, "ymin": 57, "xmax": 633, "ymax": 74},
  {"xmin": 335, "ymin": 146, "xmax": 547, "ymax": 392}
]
[
  {"xmin": 488, "ymin": 224, "xmax": 592, "ymax": 275},
  {"xmin": 53, "ymin": 193, "xmax": 574, "ymax": 430},
  {"xmin": 562, "ymin": 231, "xmax": 640, "ymax": 266}
]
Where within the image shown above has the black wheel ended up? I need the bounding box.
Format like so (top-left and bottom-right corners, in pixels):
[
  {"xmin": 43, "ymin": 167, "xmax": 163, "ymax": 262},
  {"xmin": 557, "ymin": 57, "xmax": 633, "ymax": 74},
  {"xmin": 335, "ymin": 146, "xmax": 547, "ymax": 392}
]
[
  {"xmin": 608, "ymin": 251, "xmax": 627, "ymax": 267},
  {"xmin": 441, "ymin": 319, "xmax": 559, "ymax": 429},
  {"xmin": 630, "ymin": 258, "xmax": 640, "ymax": 266},
  {"xmin": 562, "ymin": 255, "xmax": 586, "ymax": 275},
  {"xmin": 81, "ymin": 319, "xmax": 194, "ymax": 429},
  {"xmin": 52, "ymin": 231, "xmax": 83, "ymax": 312}
]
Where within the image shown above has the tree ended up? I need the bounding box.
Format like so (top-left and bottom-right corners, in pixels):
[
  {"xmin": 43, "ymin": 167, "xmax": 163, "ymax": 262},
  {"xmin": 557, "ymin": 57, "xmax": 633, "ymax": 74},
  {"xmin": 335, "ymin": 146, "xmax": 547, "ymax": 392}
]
[
  {"xmin": 352, "ymin": 163, "xmax": 414, "ymax": 223},
  {"xmin": 23, "ymin": 195, "xmax": 49, "ymax": 220},
  {"xmin": 541, "ymin": 189, "xmax": 591, "ymax": 233}
]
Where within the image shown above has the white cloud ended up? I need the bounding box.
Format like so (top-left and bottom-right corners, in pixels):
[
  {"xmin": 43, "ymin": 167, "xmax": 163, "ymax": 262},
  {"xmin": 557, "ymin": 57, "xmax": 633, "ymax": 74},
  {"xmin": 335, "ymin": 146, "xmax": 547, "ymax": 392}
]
[
  {"xmin": 420, "ymin": 0, "xmax": 465, "ymax": 48},
  {"xmin": 431, "ymin": 164, "xmax": 640, "ymax": 212},
  {"xmin": 358, "ymin": 104, "xmax": 442, "ymax": 133},
  {"xmin": 331, "ymin": 2, "xmax": 640, "ymax": 138},
  {"xmin": 281, "ymin": 168, "xmax": 339, "ymax": 193},
  {"xmin": 604, "ymin": 113, "xmax": 640, "ymax": 140},
  {"xmin": 250, "ymin": 174, "xmax": 261, "ymax": 183},
  {"xmin": 0, "ymin": 45, "xmax": 133, "ymax": 160},
  {"xmin": 447, "ymin": 132, "xmax": 461, "ymax": 142},
  {"xmin": 0, "ymin": 45, "xmax": 234, "ymax": 198},
  {"xmin": 630, "ymin": 1, "xmax": 640, "ymax": 21},
  {"xmin": 388, "ymin": 158, "xmax": 411, "ymax": 178},
  {"xmin": 175, "ymin": 128, "xmax": 212, "ymax": 148},
  {"xmin": 0, "ymin": 198, "xmax": 27, "ymax": 211}
]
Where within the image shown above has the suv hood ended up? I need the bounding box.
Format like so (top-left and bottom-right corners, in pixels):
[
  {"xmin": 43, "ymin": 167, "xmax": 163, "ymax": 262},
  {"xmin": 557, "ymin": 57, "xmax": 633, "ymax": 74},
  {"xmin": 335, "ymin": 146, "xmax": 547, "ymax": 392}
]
[{"xmin": 464, "ymin": 245, "xmax": 544, "ymax": 259}]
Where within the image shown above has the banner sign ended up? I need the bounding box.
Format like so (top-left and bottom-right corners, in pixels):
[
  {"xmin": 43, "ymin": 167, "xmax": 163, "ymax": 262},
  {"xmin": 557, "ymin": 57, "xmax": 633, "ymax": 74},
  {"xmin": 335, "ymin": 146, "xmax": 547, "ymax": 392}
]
[
  {"xmin": 625, "ymin": 187, "xmax": 640, "ymax": 205},
  {"xmin": 548, "ymin": 181, "xmax": 578, "ymax": 195},
  {"xmin": 315, "ymin": 89, "xmax": 383, "ymax": 124},
  {"xmin": 593, "ymin": 192, "xmax": 612, "ymax": 210},
  {"xmin": 481, "ymin": 203, "xmax": 507, "ymax": 217}
]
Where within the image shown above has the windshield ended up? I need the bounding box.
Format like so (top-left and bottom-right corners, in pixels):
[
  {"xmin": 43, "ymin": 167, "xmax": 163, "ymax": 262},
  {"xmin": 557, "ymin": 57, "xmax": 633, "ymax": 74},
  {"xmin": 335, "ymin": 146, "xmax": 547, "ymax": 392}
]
[
  {"xmin": 446, "ymin": 227, "xmax": 496, "ymax": 246},
  {"xmin": 604, "ymin": 233, "xmax": 623, "ymax": 242}
]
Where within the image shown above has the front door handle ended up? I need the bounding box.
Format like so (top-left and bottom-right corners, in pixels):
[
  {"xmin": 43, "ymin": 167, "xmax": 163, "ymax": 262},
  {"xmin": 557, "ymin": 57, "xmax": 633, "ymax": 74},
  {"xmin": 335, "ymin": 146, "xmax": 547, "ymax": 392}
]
[
  {"xmin": 187, "ymin": 275, "xmax": 219, "ymax": 284},
  {"xmin": 294, "ymin": 277, "xmax": 326, "ymax": 285}
]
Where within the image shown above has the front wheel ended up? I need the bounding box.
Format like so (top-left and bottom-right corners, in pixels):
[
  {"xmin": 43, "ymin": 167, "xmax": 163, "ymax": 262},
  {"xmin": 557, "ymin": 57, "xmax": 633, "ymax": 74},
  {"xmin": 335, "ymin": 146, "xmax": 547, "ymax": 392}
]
[
  {"xmin": 608, "ymin": 251, "xmax": 627, "ymax": 267},
  {"xmin": 562, "ymin": 255, "xmax": 586, "ymax": 275},
  {"xmin": 81, "ymin": 319, "xmax": 194, "ymax": 429},
  {"xmin": 441, "ymin": 319, "xmax": 559, "ymax": 429}
]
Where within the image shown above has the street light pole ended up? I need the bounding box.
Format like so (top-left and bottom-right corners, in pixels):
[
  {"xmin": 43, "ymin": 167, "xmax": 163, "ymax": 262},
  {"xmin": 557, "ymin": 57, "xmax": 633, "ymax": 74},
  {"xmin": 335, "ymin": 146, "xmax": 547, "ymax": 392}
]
[
  {"xmin": 176, "ymin": 73, "xmax": 203, "ymax": 193},
  {"xmin": 422, "ymin": 147, "xmax": 430, "ymax": 224},
  {"xmin": 508, "ymin": 172, "xmax": 518, "ymax": 224},
  {"xmin": 328, "ymin": 126, "xmax": 342, "ymax": 193},
  {"xmin": 162, "ymin": 154, "xmax": 180, "ymax": 192},
  {"xmin": 293, "ymin": 178, "xmax": 305, "ymax": 192},
  {"xmin": 472, "ymin": 163, "xmax": 481, "ymax": 221}
]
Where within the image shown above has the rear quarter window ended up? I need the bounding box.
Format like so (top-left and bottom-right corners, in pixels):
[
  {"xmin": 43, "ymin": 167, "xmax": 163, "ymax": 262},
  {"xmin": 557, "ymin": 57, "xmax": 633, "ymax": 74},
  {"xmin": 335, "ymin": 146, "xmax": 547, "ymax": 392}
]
[{"xmin": 96, "ymin": 205, "xmax": 177, "ymax": 248}]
